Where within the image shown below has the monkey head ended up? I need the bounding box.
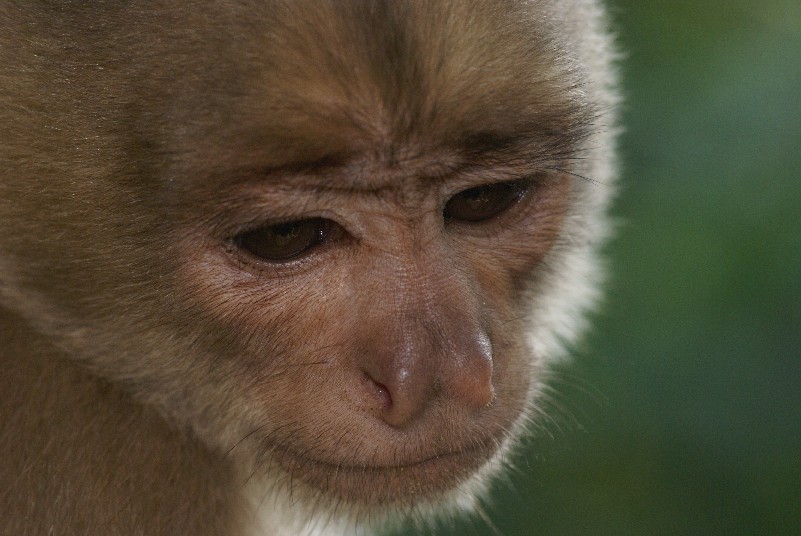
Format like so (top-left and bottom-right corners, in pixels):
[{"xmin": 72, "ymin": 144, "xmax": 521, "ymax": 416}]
[{"xmin": 0, "ymin": 1, "xmax": 618, "ymax": 533}]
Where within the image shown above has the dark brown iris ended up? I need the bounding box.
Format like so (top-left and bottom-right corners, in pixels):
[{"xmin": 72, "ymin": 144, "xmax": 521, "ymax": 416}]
[
  {"xmin": 444, "ymin": 180, "xmax": 527, "ymax": 223},
  {"xmin": 236, "ymin": 218, "xmax": 330, "ymax": 261}
]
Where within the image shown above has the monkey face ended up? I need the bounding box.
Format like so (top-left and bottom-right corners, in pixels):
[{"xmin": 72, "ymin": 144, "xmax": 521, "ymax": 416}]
[{"xmin": 168, "ymin": 148, "xmax": 572, "ymax": 505}]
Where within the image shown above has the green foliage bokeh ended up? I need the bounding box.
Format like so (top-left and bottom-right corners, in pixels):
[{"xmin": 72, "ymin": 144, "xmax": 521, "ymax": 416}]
[{"xmin": 399, "ymin": 1, "xmax": 801, "ymax": 534}]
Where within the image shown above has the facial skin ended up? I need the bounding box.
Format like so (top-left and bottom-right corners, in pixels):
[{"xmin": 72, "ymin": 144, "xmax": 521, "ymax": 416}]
[
  {"xmin": 182, "ymin": 148, "xmax": 571, "ymax": 504},
  {"xmin": 0, "ymin": 1, "xmax": 618, "ymax": 535}
]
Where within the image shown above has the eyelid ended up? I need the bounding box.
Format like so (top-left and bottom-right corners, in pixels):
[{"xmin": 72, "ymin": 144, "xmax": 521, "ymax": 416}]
[
  {"xmin": 227, "ymin": 216, "xmax": 351, "ymax": 279},
  {"xmin": 443, "ymin": 178, "xmax": 533, "ymax": 221}
]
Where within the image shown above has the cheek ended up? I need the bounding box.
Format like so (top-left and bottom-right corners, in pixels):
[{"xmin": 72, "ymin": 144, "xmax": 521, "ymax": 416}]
[
  {"xmin": 466, "ymin": 174, "xmax": 571, "ymax": 302},
  {"xmin": 174, "ymin": 243, "xmax": 353, "ymax": 383}
]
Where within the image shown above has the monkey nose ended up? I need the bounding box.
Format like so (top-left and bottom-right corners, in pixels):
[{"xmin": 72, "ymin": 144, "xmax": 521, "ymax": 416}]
[{"xmin": 360, "ymin": 334, "xmax": 495, "ymax": 428}]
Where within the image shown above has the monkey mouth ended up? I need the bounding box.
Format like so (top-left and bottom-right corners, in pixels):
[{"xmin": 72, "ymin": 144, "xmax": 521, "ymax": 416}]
[{"xmin": 271, "ymin": 440, "xmax": 498, "ymax": 505}]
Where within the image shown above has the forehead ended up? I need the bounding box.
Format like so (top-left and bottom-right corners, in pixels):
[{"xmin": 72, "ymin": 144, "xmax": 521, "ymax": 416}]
[{"xmin": 121, "ymin": 1, "xmax": 592, "ymax": 182}]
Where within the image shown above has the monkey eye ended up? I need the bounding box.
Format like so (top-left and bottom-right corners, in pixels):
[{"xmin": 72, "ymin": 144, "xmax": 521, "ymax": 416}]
[
  {"xmin": 235, "ymin": 218, "xmax": 336, "ymax": 262},
  {"xmin": 443, "ymin": 180, "xmax": 528, "ymax": 223}
]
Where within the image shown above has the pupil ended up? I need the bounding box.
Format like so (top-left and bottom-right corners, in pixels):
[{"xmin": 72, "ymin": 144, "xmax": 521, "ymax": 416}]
[{"xmin": 274, "ymin": 223, "xmax": 302, "ymax": 242}]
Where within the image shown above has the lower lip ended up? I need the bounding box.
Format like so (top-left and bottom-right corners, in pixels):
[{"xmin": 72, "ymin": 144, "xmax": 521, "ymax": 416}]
[{"xmin": 271, "ymin": 444, "xmax": 494, "ymax": 505}]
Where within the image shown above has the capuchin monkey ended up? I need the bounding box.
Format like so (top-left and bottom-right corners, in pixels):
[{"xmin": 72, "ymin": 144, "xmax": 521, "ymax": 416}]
[{"xmin": 0, "ymin": 1, "xmax": 618, "ymax": 535}]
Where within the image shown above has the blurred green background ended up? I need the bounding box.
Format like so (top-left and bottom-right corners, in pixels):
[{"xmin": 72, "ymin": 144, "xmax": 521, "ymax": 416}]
[{"xmin": 399, "ymin": 0, "xmax": 801, "ymax": 534}]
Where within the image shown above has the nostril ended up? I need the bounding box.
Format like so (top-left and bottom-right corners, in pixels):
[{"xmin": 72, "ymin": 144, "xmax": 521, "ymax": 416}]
[{"xmin": 362, "ymin": 370, "xmax": 392, "ymax": 410}]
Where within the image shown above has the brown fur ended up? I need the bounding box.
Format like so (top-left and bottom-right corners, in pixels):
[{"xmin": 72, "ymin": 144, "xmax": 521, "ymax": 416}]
[{"xmin": 0, "ymin": 309, "xmax": 240, "ymax": 536}]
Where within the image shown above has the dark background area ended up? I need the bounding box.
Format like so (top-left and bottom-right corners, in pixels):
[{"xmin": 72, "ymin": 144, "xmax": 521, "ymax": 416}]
[{"xmin": 399, "ymin": 0, "xmax": 801, "ymax": 534}]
